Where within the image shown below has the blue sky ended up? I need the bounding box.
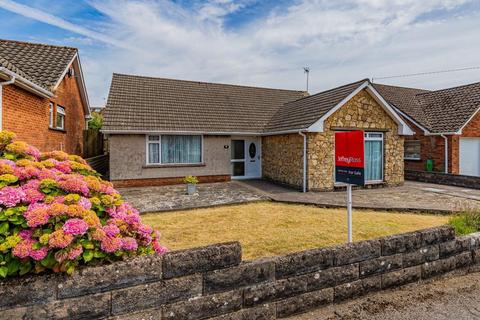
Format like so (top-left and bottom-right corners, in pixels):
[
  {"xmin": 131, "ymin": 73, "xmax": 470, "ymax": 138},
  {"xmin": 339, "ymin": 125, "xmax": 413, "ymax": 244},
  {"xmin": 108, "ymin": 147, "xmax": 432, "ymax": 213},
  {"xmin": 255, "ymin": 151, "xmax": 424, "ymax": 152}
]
[{"xmin": 1, "ymin": 0, "xmax": 480, "ymax": 107}]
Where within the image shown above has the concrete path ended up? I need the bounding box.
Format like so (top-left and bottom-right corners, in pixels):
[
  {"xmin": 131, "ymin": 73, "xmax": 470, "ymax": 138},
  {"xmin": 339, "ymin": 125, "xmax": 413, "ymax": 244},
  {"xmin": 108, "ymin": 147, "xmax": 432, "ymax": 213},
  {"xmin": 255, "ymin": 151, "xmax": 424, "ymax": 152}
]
[
  {"xmin": 238, "ymin": 180, "xmax": 480, "ymax": 213},
  {"xmin": 287, "ymin": 270, "xmax": 480, "ymax": 320},
  {"xmin": 117, "ymin": 181, "xmax": 268, "ymax": 213}
]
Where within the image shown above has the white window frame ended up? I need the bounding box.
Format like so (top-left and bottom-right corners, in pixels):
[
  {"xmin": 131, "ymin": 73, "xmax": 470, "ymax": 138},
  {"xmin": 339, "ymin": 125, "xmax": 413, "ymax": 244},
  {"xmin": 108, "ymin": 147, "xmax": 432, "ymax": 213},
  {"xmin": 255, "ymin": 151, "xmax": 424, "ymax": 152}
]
[
  {"xmin": 364, "ymin": 132, "xmax": 384, "ymax": 183},
  {"xmin": 56, "ymin": 105, "xmax": 65, "ymax": 130},
  {"xmin": 404, "ymin": 140, "xmax": 421, "ymax": 160},
  {"xmin": 49, "ymin": 103, "xmax": 54, "ymax": 128},
  {"xmin": 145, "ymin": 134, "xmax": 204, "ymax": 165}
]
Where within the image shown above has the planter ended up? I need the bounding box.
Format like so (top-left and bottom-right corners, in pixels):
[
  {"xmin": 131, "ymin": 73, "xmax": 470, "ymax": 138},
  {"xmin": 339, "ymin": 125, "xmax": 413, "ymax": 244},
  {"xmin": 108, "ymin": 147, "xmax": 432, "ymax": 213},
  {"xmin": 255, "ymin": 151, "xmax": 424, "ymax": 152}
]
[{"xmin": 186, "ymin": 183, "xmax": 197, "ymax": 195}]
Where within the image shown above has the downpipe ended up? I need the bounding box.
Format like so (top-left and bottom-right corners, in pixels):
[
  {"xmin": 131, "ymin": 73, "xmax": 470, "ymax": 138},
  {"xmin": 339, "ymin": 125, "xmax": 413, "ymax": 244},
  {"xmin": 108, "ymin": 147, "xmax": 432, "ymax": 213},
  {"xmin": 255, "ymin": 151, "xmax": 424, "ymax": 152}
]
[{"xmin": 441, "ymin": 134, "xmax": 448, "ymax": 174}]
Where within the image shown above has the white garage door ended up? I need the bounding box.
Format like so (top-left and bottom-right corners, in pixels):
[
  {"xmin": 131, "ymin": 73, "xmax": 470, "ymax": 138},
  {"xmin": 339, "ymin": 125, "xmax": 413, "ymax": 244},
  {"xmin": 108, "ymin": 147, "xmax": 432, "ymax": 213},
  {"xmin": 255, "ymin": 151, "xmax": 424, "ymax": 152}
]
[{"xmin": 460, "ymin": 138, "xmax": 480, "ymax": 176}]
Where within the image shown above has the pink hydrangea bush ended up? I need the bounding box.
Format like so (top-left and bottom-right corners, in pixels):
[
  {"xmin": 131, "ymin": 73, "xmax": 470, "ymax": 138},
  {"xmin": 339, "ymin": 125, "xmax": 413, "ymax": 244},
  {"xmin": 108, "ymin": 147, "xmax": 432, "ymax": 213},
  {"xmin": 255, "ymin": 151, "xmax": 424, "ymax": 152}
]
[{"xmin": 0, "ymin": 131, "xmax": 167, "ymax": 277}]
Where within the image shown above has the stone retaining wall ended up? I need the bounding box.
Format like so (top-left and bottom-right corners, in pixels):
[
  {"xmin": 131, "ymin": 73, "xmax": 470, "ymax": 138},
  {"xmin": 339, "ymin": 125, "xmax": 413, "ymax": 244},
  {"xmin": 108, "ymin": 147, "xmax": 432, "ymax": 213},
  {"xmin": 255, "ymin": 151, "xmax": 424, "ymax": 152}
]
[
  {"xmin": 2, "ymin": 226, "xmax": 480, "ymax": 320},
  {"xmin": 405, "ymin": 170, "xmax": 480, "ymax": 190}
]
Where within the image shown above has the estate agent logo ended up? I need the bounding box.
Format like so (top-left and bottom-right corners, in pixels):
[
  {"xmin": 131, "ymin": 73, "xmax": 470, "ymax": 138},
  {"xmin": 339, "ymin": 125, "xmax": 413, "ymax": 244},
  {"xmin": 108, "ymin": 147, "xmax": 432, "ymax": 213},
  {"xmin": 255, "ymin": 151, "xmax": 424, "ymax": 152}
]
[{"xmin": 335, "ymin": 131, "xmax": 365, "ymax": 186}]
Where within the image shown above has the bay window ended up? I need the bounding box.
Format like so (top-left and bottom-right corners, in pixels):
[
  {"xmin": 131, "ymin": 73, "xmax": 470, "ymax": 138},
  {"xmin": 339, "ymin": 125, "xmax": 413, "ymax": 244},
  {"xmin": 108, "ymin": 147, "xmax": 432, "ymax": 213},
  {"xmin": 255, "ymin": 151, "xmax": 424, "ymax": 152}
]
[{"xmin": 147, "ymin": 135, "xmax": 202, "ymax": 165}]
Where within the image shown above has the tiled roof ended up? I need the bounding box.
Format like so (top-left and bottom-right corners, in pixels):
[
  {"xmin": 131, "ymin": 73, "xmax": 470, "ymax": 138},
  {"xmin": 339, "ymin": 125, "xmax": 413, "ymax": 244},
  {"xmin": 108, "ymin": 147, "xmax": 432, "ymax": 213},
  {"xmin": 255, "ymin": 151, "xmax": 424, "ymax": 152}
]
[
  {"xmin": 266, "ymin": 79, "xmax": 368, "ymax": 132},
  {"xmin": 0, "ymin": 39, "xmax": 77, "ymax": 91},
  {"xmin": 417, "ymin": 82, "xmax": 480, "ymax": 133},
  {"xmin": 103, "ymin": 73, "xmax": 307, "ymax": 133},
  {"xmin": 373, "ymin": 84, "xmax": 431, "ymax": 129},
  {"xmin": 374, "ymin": 82, "xmax": 480, "ymax": 133}
]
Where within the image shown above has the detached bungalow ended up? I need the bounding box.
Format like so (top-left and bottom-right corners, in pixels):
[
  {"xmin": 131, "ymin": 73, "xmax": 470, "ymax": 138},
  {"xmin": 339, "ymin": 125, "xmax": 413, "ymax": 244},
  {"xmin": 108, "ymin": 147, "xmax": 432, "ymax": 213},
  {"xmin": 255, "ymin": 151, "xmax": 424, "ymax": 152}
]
[
  {"xmin": 103, "ymin": 74, "xmax": 413, "ymax": 191},
  {"xmin": 375, "ymin": 82, "xmax": 480, "ymax": 176}
]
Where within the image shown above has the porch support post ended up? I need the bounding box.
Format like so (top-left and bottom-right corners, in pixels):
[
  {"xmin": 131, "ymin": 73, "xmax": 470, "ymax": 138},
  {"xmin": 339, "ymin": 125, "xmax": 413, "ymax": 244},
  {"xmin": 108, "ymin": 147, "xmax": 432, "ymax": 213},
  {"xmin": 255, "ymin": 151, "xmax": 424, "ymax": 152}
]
[{"xmin": 299, "ymin": 131, "xmax": 307, "ymax": 192}]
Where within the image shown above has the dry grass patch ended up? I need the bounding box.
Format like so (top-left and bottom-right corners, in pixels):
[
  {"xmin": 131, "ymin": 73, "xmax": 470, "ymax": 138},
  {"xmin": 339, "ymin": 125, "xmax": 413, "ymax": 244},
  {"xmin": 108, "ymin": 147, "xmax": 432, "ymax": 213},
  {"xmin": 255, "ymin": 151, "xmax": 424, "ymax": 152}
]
[{"xmin": 143, "ymin": 202, "xmax": 448, "ymax": 260}]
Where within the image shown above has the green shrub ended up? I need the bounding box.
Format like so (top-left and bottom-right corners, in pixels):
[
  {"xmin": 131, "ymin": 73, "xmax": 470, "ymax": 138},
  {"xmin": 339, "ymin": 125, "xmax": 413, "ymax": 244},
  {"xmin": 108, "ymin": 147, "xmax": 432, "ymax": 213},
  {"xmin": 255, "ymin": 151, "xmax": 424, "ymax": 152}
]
[
  {"xmin": 0, "ymin": 130, "xmax": 166, "ymax": 278},
  {"xmin": 448, "ymin": 210, "xmax": 480, "ymax": 236}
]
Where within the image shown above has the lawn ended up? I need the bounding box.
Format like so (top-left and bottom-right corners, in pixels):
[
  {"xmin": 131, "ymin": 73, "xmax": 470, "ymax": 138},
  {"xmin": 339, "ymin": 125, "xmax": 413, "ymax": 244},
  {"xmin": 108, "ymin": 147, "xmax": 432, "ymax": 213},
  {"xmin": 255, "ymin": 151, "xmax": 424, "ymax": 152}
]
[{"xmin": 143, "ymin": 202, "xmax": 449, "ymax": 260}]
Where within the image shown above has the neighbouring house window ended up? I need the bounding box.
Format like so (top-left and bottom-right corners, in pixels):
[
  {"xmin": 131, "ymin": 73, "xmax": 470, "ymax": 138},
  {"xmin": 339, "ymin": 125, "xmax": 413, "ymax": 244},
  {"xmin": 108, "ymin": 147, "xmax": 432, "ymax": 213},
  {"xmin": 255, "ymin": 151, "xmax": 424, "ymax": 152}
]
[
  {"xmin": 364, "ymin": 132, "xmax": 384, "ymax": 182},
  {"xmin": 49, "ymin": 103, "xmax": 54, "ymax": 128},
  {"xmin": 56, "ymin": 105, "xmax": 65, "ymax": 130},
  {"xmin": 147, "ymin": 135, "xmax": 202, "ymax": 164},
  {"xmin": 404, "ymin": 140, "xmax": 421, "ymax": 160}
]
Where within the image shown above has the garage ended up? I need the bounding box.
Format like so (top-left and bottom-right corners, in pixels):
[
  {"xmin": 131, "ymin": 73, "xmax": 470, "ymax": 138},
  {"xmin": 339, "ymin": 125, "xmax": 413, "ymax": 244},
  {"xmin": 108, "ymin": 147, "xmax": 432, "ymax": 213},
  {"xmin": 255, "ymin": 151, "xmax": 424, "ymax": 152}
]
[{"xmin": 460, "ymin": 138, "xmax": 480, "ymax": 176}]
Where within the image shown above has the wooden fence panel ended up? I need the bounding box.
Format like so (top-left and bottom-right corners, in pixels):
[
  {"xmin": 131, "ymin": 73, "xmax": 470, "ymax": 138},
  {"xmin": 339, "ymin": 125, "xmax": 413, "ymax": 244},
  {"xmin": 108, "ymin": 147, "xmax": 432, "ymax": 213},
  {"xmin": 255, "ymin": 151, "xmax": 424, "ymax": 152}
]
[
  {"xmin": 86, "ymin": 154, "xmax": 109, "ymax": 178},
  {"xmin": 83, "ymin": 129, "xmax": 104, "ymax": 158}
]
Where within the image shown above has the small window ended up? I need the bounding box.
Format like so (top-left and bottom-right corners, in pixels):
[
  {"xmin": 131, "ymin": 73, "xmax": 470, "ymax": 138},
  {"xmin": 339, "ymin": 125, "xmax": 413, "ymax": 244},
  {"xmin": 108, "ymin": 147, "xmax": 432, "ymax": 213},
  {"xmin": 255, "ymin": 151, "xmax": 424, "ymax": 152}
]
[
  {"xmin": 56, "ymin": 105, "xmax": 65, "ymax": 130},
  {"xmin": 404, "ymin": 140, "xmax": 421, "ymax": 160},
  {"xmin": 49, "ymin": 103, "xmax": 54, "ymax": 128}
]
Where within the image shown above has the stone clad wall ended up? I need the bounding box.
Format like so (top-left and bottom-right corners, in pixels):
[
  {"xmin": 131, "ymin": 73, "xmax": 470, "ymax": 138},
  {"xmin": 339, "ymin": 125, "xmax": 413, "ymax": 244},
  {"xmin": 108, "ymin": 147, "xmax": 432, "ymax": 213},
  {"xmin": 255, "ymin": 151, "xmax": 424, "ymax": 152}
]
[
  {"xmin": 308, "ymin": 89, "xmax": 404, "ymax": 190},
  {"xmin": 2, "ymin": 226, "xmax": 479, "ymax": 320},
  {"xmin": 262, "ymin": 134, "xmax": 304, "ymax": 189}
]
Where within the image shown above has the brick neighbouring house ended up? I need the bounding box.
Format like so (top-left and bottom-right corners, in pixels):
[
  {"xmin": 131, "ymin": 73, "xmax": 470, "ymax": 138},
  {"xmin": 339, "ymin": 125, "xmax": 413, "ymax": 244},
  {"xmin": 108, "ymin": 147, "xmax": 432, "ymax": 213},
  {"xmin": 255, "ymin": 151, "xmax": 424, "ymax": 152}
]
[
  {"xmin": 102, "ymin": 74, "xmax": 413, "ymax": 191},
  {"xmin": 0, "ymin": 39, "xmax": 90, "ymax": 155},
  {"xmin": 374, "ymin": 82, "xmax": 480, "ymax": 176}
]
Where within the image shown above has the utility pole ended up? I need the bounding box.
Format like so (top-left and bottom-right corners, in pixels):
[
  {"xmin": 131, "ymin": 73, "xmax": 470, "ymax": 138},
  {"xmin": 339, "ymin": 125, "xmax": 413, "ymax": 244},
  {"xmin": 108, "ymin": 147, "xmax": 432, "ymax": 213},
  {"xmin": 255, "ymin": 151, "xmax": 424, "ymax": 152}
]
[{"xmin": 303, "ymin": 67, "xmax": 310, "ymax": 92}]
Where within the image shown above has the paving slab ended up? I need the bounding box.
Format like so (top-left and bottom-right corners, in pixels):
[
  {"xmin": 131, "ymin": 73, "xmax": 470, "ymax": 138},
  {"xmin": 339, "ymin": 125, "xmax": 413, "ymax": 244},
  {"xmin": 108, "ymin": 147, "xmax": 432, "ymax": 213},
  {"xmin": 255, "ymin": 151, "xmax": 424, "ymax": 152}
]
[{"xmin": 117, "ymin": 181, "xmax": 267, "ymax": 213}]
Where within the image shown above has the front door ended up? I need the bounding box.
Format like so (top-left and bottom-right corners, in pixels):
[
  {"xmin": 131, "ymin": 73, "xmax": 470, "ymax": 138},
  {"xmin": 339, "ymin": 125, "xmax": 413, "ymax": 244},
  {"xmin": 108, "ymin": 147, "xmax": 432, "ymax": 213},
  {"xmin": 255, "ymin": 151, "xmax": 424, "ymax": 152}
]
[{"xmin": 231, "ymin": 137, "xmax": 261, "ymax": 179}]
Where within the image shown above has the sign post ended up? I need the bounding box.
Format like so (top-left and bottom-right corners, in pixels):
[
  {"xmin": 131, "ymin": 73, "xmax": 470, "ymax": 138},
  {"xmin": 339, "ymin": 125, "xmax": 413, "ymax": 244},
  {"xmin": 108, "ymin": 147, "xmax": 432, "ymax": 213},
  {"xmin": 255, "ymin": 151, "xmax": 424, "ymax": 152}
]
[{"xmin": 334, "ymin": 131, "xmax": 365, "ymax": 243}]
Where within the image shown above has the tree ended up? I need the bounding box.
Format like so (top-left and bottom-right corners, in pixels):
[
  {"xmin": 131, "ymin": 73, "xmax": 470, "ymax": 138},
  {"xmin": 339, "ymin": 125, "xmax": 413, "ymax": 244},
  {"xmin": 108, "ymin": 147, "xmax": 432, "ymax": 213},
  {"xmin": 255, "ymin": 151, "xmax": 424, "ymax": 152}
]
[{"xmin": 88, "ymin": 112, "xmax": 103, "ymax": 130}]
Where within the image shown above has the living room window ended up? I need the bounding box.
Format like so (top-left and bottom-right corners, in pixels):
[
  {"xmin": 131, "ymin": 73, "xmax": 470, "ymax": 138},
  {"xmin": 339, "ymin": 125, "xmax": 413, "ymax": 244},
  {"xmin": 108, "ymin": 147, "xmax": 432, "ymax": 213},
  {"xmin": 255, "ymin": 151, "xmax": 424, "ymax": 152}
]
[
  {"xmin": 147, "ymin": 135, "xmax": 202, "ymax": 165},
  {"xmin": 56, "ymin": 105, "xmax": 65, "ymax": 130},
  {"xmin": 404, "ymin": 140, "xmax": 421, "ymax": 160}
]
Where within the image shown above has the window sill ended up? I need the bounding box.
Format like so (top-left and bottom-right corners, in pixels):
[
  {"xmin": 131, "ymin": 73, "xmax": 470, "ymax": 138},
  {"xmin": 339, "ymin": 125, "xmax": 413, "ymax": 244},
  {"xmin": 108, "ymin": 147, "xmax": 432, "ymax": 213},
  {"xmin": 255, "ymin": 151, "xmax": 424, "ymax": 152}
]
[
  {"xmin": 49, "ymin": 127, "xmax": 66, "ymax": 133},
  {"xmin": 405, "ymin": 158, "xmax": 421, "ymax": 161},
  {"xmin": 143, "ymin": 163, "xmax": 206, "ymax": 169}
]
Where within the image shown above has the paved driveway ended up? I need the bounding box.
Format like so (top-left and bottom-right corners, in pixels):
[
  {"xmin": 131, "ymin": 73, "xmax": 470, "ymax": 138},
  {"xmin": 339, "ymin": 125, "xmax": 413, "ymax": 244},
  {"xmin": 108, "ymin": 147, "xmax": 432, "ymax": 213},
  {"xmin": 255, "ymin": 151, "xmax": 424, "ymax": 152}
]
[
  {"xmin": 118, "ymin": 180, "xmax": 480, "ymax": 214},
  {"xmin": 239, "ymin": 180, "xmax": 480, "ymax": 213},
  {"xmin": 288, "ymin": 270, "xmax": 480, "ymax": 320}
]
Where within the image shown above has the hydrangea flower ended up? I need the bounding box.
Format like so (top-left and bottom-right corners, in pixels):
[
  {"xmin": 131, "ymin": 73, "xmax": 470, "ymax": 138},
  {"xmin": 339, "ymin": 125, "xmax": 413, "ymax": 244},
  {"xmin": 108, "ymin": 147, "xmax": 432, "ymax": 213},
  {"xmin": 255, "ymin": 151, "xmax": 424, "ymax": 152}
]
[
  {"xmin": 59, "ymin": 175, "xmax": 89, "ymax": 196},
  {"xmin": 121, "ymin": 237, "xmax": 138, "ymax": 251},
  {"xmin": 30, "ymin": 246, "xmax": 48, "ymax": 261},
  {"xmin": 24, "ymin": 205, "xmax": 50, "ymax": 228},
  {"xmin": 102, "ymin": 224, "xmax": 120, "ymax": 237},
  {"xmin": 63, "ymin": 218, "xmax": 89, "ymax": 235},
  {"xmin": 48, "ymin": 229, "xmax": 74, "ymax": 249},
  {"xmin": 101, "ymin": 236, "xmax": 122, "ymax": 253},
  {"xmin": 67, "ymin": 245, "xmax": 83, "ymax": 260},
  {"xmin": 0, "ymin": 186, "xmax": 25, "ymax": 207}
]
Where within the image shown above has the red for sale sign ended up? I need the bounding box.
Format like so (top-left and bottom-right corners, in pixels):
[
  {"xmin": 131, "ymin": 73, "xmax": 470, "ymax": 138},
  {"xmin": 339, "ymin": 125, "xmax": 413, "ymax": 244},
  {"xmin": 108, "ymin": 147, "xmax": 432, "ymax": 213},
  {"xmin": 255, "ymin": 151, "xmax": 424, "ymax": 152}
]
[{"xmin": 335, "ymin": 131, "xmax": 365, "ymax": 185}]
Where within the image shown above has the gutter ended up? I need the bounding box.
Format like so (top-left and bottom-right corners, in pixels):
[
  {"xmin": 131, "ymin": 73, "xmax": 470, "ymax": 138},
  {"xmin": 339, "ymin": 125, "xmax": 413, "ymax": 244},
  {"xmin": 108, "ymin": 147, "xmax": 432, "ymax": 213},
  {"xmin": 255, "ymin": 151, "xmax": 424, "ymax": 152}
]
[
  {"xmin": 298, "ymin": 131, "xmax": 307, "ymax": 193},
  {"xmin": 0, "ymin": 67, "xmax": 53, "ymax": 98},
  {"xmin": 440, "ymin": 134, "xmax": 449, "ymax": 174},
  {"xmin": 0, "ymin": 75, "xmax": 15, "ymax": 131}
]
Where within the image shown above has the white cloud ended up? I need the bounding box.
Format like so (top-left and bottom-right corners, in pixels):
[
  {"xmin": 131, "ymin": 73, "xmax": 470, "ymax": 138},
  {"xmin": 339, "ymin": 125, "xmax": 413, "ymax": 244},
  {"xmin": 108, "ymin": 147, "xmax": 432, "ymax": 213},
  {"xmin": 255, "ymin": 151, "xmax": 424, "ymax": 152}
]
[{"xmin": 1, "ymin": 0, "xmax": 479, "ymax": 106}]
